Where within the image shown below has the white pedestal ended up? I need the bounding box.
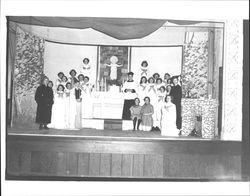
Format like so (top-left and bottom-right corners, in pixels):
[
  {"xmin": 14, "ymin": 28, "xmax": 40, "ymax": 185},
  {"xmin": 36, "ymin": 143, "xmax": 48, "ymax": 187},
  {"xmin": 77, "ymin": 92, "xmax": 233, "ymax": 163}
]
[
  {"xmin": 122, "ymin": 120, "xmax": 133, "ymax": 131},
  {"xmin": 92, "ymin": 92, "xmax": 124, "ymax": 119},
  {"xmin": 82, "ymin": 119, "xmax": 104, "ymax": 129}
]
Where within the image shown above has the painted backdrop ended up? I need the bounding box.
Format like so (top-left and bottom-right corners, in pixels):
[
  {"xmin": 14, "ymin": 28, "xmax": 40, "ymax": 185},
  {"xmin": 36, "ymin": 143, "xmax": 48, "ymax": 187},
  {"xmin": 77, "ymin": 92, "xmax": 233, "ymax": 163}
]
[{"xmin": 13, "ymin": 27, "xmax": 45, "ymax": 127}]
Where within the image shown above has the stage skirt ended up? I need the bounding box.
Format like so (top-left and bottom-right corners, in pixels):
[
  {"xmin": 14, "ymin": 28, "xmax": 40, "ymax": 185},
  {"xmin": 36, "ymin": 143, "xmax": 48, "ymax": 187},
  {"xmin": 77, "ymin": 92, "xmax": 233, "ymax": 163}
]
[{"xmin": 122, "ymin": 99, "xmax": 135, "ymax": 120}]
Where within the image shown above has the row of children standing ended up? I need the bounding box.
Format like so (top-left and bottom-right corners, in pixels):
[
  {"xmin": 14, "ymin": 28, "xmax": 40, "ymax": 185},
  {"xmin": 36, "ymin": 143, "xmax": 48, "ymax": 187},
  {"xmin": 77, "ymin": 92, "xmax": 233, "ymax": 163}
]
[{"xmin": 48, "ymin": 67, "xmax": 94, "ymax": 130}]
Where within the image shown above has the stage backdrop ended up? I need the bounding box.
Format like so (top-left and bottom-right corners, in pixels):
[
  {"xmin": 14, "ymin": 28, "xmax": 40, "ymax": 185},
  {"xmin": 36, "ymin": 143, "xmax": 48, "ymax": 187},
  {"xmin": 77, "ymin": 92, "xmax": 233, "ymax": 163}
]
[
  {"xmin": 130, "ymin": 46, "xmax": 183, "ymax": 82},
  {"xmin": 182, "ymin": 32, "xmax": 209, "ymax": 98},
  {"xmin": 44, "ymin": 42, "xmax": 98, "ymax": 86},
  {"xmin": 13, "ymin": 26, "xmax": 45, "ymax": 127}
]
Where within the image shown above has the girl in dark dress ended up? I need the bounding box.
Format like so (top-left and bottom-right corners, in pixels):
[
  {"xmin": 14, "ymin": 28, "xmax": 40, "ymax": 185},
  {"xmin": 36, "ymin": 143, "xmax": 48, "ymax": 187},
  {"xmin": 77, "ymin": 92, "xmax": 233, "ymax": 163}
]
[{"xmin": 35, "ymin": 76, "xmax": 54, "ymax": 130}]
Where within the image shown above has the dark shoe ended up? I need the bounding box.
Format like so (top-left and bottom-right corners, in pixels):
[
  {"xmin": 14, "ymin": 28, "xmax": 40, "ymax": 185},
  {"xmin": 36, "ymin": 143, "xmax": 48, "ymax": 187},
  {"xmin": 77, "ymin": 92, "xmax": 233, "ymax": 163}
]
[
  {"xmin": 44, "ymin": 125, "xmax": 49, "ymax": 130},
  {"xmin": 39, "ymin": 124, "xmax": 44, "ymax": 130}
]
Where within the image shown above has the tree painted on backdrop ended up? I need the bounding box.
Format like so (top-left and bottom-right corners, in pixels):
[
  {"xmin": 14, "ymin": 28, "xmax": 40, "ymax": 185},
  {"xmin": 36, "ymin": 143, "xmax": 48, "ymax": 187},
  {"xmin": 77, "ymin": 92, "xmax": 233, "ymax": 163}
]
[
  {"xmin": 13, "ymin": 27, "xmax": 45, "ymax": 126},
  {"xmin": 182, "ymin": 32, "xmax": 209, "ymax": 98}
]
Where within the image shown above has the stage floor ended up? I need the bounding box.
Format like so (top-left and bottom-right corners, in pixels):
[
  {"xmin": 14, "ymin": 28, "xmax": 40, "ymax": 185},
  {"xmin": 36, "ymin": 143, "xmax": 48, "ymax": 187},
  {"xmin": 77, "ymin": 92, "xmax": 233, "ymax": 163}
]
[{"xmin": 7, "ymin": 126, "xmax": 217, "ymax": 141}]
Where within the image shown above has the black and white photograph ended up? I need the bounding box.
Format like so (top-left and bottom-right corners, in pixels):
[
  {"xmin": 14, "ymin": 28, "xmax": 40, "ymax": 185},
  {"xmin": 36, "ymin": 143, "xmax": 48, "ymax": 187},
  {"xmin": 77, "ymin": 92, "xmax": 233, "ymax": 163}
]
[{"xmin": 1, "ymin": 1, "xmax": 249, "ymax": 196}]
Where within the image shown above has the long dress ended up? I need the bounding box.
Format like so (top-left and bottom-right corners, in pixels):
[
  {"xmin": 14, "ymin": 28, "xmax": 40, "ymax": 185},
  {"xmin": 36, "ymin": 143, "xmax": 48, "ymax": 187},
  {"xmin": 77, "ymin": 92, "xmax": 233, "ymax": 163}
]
[
  {"xmin": 137, "ymin": 83, "xmax": 147, "ymax": 105},
  {"xmin": 75, "ymin": 88, "xmax": 82, "ymax": 129},
  {"xmin": 146, "ymin": 84, "xmax": 157, "ymax": 127},
  {"xmin": 140, "ymin": 103, "xmax": 154, "ymax": 131},
  {"xmin": 68, "ymin": 88, "xmax": 77, "ymax": 129},
  {"xmin": 155, "ymin": 91, "xmax": 166, "ymax": 127},
  {"xmin": 64, "ymin": 88, "xmax": 71, "ymax": 128},
  {"xmin": 35, "ymin": 84, "xmax": 54, "ymax": 124},
  {"xmin": 170, "ymin": 84, "xmax": 182, "ymax": 129},
  {"xmin": 64, "ymin": 88, "xmax": 77, "ymax": 129},
  {"xmin": 51, "ymin": 91, "xmax": 66, "ymax": 129},
  {"xmin": 160, "ymin": 102, "xmax": 179, "ymax": 136},
  {"xmin": 122, "ymin": 80, "xmax": 137, "ymax": 120},
  {"xmin": 81, "ymin": 82, "xmax": 93, "ymax": 119}
]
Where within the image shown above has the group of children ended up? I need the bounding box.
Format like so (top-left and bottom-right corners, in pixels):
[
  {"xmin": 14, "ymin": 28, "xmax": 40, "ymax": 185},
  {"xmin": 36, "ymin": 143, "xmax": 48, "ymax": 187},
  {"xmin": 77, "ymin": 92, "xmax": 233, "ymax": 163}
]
[
  {"xmin": 47, "ymin": 67, "xmax": 94, "ymax": 130},
  {"xmin": 127, "ymin": 61, "xmax": 182, "ymax": 136}
]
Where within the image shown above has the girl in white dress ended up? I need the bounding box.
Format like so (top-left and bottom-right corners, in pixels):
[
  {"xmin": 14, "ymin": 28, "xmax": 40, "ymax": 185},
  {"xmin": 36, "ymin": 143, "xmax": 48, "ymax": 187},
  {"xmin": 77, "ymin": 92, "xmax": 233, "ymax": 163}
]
[
  {"xmin": 64, "ymin": 82, "xmax": 71, "ymax": 129},
  {"xmin": 163, "ymin": 73, "xmax": 170, "ymax": 86},
  {"xmin": 160, "ymin": 95, "xmax": 180, "ymax": 137},
  {"xmin": 78, "ymin": 74, "xmax": 85, "ymax": 88},
  {"xmin": 69, "ymin": 69, "xmax": 78, "ymax": 86},
  {"xmin": 146, "ymin": 77, "xmax": 157, "ymax": 129},
  {"xmin": 155, "ymin": 86, "xmax": 166, "ymax": 129},
  {"xmin": 137, "ymin": 76, "xmax": 147, "ymax": 106},
  {"xmin": 81, "ymin": 76, "xmax": 93, "ymax": 119},
  {"xmin": 155, "ymin": 78, "xmax": 163, "ymax": 93},
  {"xmin": 61, "ymin": 76, "xmax": 68, "ymax": 89},
  {"xmin": 55, "ymin": 72, "xmax": 64, "ymax": 89},
  {"xmin": 64, "ymin": 82, "xmax": 78, "ymax": 130},
  {"xmin": 80, "ymin": 58, "xmax": 92, "ymax": 79},
  {"xmin": 51, "ymin": 84, "xmax": 66, "ymax": 129},
  {"xmin": 166, "ymin": 85, "xmax": 172, "ymax": 96},
  {"xmin": 140, "ymin": 61, "xmax": 149, "ymax": 78}
]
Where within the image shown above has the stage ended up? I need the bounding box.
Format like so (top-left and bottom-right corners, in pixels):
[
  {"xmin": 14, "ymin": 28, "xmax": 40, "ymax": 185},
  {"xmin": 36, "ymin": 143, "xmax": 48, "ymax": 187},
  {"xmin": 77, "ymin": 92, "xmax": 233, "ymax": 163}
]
[
  {"xmin": 6, "ymin": 126, "xmax": 241, "ymax": 181},
  {"xmin": 8, "ymin": 126, "xmax": 211, "ymax": 141}
]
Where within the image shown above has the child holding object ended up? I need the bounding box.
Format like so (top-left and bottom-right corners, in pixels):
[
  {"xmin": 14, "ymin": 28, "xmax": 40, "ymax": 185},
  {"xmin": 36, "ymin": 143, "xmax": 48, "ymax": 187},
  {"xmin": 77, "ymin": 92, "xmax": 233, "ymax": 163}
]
[
  {"xmin": 130, "ymin": 98, "xmax": 142, "ymax": 131},
  {"xmin": 140, "ymin": 96, "xmax": 154, "ymax": 132}
]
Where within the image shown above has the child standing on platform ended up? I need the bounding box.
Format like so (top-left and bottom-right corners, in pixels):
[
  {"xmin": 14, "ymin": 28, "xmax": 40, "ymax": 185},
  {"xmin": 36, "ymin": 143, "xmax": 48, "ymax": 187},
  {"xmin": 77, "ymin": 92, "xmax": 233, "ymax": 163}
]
[
  {"xmin": 140, "ymin": 97, "xmax": 154, "ymax": 132},
  {"xmin": 50, "ymin": 84, "xmax": 66, "ymax": 129},
  {"xmin": 130, "ymin": 98, "xmax": 142, "ymax": 131}
]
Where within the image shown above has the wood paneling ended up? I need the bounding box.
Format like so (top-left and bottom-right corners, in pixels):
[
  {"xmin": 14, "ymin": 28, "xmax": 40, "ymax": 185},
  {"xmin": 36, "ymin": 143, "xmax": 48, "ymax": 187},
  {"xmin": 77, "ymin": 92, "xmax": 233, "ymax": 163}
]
[
  {"xmin": 121, "ymin": 154, "xmax": 133, "ymax": 177},
  {"xmin": 89, "ymin": 153, "xmax": 100, "ymax": 176},
  {"xmin": 7, "ymin": 135, "xmax": 241, "ymax": 156},
  {"xmin": 144, "ymin": 154, "xmax": 163, "ymax": 177},
  {"xmin": 111, "ymin": 154, "xmax": 122, "ymax": 176},
  {"xmin": 6, "ymin": 135, "xmax": 242, "ymax": 180},
  {"xmin": 100, "ymin": 153, "xmax": 111, "ymax": 177},
  {"xmin": 77, "ymin": 153, "xmax": 89, "ymax": 176},
  {"xmin": 133, "ymin": 154, "xmax": 144, "ymax": 177}
]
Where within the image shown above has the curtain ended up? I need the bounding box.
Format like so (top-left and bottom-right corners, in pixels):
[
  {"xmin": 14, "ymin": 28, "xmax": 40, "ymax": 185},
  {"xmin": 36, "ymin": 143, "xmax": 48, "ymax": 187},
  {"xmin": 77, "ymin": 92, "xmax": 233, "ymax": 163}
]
[
  {"xmin": 7, "ymin": 17, "xmax": 202, "ymax": 40},
  {"xmin": 7, "ymin": 17, "xmax": 167, "ymax": 40}
]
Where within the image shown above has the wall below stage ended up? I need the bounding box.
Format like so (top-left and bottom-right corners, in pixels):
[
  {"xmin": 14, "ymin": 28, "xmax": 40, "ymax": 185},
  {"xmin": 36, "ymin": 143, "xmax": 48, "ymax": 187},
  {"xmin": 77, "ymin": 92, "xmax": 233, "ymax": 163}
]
[{"xmin": 6, "ymin": 134, "xmax": 241, "ymax": 180}]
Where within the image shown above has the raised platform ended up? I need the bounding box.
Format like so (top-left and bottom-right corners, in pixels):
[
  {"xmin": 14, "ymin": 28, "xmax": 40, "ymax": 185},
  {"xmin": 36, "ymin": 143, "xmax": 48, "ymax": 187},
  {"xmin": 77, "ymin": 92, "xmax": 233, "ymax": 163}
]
[{"xmin": 82, "ymin": 118, "xmax": 133, "ymax": 131}]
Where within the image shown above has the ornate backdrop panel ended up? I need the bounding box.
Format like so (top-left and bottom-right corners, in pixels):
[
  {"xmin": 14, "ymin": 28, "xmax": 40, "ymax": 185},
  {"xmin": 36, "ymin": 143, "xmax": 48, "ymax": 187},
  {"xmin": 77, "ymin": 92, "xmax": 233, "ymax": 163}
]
[
  {"xmin": 13, "ymin": 27, "xmax": 45, "ymax": 127},
  {"xmin": 182, "ymin": 32, "xmax": 209, "ymax": 98}
]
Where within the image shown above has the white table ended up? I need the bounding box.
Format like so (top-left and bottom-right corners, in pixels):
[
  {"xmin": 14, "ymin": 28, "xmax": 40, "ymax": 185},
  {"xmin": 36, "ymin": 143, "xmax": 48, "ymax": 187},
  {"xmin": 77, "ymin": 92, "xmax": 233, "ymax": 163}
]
[{"xmin": 91, "ymin": 91, "xmax": 124, "ymax": 119}]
